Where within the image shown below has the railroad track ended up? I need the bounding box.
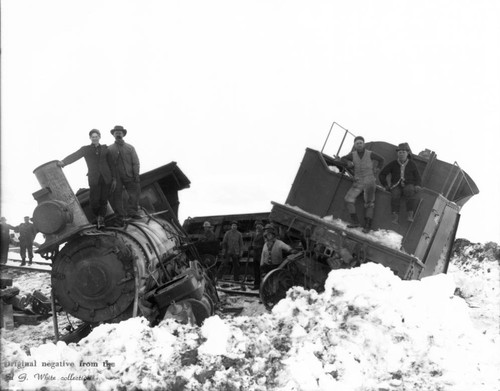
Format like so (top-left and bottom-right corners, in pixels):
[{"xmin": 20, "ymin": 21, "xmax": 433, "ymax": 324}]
[{"xmin": 0, "ymin": 256, "xmax": 51, "ymax": 273}]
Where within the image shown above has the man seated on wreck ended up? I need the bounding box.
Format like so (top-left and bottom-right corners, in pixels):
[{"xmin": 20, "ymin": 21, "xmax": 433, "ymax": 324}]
[
  {"xmin": 340, "ymin": 136, "xmax": 384, "ymax": 233},
  {"xmin": 260, "ymin": 224, "xmax": 298, "ymax": 276},
  {"xmin": 379, "ymin": 142, "xmax": 422, "ymax": 224}
]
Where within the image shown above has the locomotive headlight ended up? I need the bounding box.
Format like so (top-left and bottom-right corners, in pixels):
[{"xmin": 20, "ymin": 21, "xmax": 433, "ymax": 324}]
[{"xmin": 33, "ymin": 200, "xmax": 73, "ymax": 234}]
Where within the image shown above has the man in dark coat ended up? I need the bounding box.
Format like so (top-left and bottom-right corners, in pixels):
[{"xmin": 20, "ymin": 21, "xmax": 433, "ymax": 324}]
[
  {"xmin": 200, "ymin": 221, "xmax": 217, "ymax": 242},
  {"xmin": 249, "ymin": 221, "xmax": 265, "ymax": 289},
  {"xmin": 14, "ymin": 216, "xmax": 37, "ymax": 266},
  {"xmin": 57, "ymin": 129, "xmax": 115, "ymax": 228},
  {"xmin": 1, "ymin": 217, "xmax": 15, "ymax": 264},
  {"xmin": 107, "ymin": 125, "xmax": 141, "ymax": 222},
  {"xmin": 379, "ymin": 142, "xmax": 422, "ymax": 223},
  {"xmin": 219, "ymin": 221, "xmax": 244, "ymax": 281}
]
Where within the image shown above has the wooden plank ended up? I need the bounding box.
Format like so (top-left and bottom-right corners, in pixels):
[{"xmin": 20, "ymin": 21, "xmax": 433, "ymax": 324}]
[{"xmin": 13, "ymin": 312, "xmax": 43, "ymax": 326}]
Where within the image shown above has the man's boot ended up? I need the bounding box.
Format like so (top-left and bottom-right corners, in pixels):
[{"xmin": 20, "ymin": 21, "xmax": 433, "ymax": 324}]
[
  {"xmin": 20, "ymin": 259, "xmax": 26, "ymax": 266},
  {"xmin": 391, "ymin": 212, "xmax": 399, "ymax": 224},
  {"xmin": 362, "ymin": 218, "xmax": 372, "ymax": 233},
  {"xmin": 407, "ymin": 210, "xmax": 415, "ymax": 222},
  {"xmin": 347, "ymin": 214, "xmax": 360, "ymax": 228},
  {"xmin": 28, "ymin": 258, "xmax": 33, "ymax": 266}
]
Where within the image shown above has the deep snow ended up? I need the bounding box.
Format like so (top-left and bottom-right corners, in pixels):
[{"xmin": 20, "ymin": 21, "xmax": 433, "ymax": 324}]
[{"xmin": 1, "ymin": 240, "xmax": 499, "ymax": 391}]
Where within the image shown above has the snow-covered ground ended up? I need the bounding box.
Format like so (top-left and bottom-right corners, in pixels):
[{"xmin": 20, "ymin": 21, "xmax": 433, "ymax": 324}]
[{"xmin": 1, "ymin": 240, "xmax": 499, "ymax": 391}]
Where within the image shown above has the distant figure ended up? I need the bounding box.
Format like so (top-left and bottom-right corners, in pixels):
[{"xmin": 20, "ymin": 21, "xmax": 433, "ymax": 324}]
[
  {"xmin": 200, "ymin": 221, "xmax": 216, "ymax": 242},
  {"xmin": 250, "ymin": 221, "xmax": 265, "ymax": 289},
  {"xmin": 57, "ymin": 129, "xmax": 115, "ymax": 228},
  {"xmin": 379, "ymin": 142, "xmax": 422, "ymax": 223},
  {"xmin": 219, "ymin": 221, "xmax": 243, "ymax": 281},
  {"xmin": 14, "ymin": 216, "xmax": 37, "ymax": 266},
  {"xmin": 1, "ymin": 217, "xmax": 15, "ymax": 264},
  {"xmin": 108, "ymin": 125, "xmax": 141, "ymax": 223},
  {"xmin": 260, "ymin": 224, "xmax": 297, "ymax": 276},
  {"xmin": 340, "ymin": 136, "xmax": 385, "ymax": 233}
]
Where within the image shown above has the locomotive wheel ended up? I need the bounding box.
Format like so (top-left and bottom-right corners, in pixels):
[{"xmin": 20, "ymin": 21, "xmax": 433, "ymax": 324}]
[
  {"xmin": 260, "ymin": 268, "xmax": 295, "ymax": 310},
  {"xmin": 51, "ymin": 234, "xmax": 137, "ymax": 323}
]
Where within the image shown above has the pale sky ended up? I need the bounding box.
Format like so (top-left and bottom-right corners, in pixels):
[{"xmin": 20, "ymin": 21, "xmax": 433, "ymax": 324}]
[{"xmin": 1, "ymin": 0, "xmax": 499, "ymax": 243}]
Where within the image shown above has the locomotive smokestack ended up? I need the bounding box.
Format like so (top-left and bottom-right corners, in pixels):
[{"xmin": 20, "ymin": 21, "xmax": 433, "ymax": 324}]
[{"xmin": 32, "ymin": 160, "xmax": 91, "ymax": 250}]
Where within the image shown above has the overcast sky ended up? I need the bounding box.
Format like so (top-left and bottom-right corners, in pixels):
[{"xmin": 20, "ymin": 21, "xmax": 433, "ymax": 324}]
[{"xmin": 1, "ymin": 0, "xmax": 499, "ymax": 243}]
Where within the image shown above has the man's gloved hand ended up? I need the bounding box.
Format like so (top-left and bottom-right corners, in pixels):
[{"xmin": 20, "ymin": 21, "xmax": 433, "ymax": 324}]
[
  {"xmin": 56, "ymin": 161, "xmax": 65, "ymax": 168},
  {"xmin": 385, "ymin": 185, "xmax": 392, "ymax": 192},
  {"xmin": 415, "ymin": 186, "xmax": 422, "ymax": 193}
]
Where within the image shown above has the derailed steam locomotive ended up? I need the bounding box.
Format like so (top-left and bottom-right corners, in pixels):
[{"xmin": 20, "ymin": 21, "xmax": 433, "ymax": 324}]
[
  {"xmin": 259, "ymin": 124, "xmax": 480, "ymax": 308},
  {"xmin": 31, "ymin": 161, "xmax": 218, "ymax": 340}
]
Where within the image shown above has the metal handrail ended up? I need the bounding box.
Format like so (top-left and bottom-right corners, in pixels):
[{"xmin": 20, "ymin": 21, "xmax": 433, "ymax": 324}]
[
  {"xmin": 442, "ymin": 161, "xmax": 475, "ymax": 201},
  {"xmin": 320, "ymin": 121, "xmax": 356, "ymax": 156}
]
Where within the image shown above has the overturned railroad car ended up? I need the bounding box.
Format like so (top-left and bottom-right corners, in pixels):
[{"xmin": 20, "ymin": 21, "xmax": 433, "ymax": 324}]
[
  {"xmin": 31, "ymin": 161, "xmax": 219, "ymax": 340},
  {"xmin": 261, "ymin": 126, "xmax": 479, "ymax": 308}
]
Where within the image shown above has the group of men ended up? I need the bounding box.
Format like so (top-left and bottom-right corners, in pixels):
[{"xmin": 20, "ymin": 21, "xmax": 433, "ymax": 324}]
[
  {"xmin": 1, "ymin": 216, "xmax": 37, "ymax": 266},
  {"xmin": 340, "ymin": 136, "xmax": 422, "ymax": 232},
  {"xmin": 194, "ymin": 137, "xmax": 422, "ymax": 289},
  {"xmin": 201, "ymin": 220, "xmax": 295, "ymax": 290},
  {"xmin": 57, "ymin": 125, "xmax": 141, "ymax": 227}
]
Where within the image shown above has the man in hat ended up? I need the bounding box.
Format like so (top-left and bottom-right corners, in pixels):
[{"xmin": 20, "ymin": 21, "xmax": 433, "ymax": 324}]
[
  {"xmin": 379, "ymin": 142, "xmax": 422, "ymax": 223},
  {"xmin": 249, "ymin": 221, "xmax": 265, "ymax": 289},
  {"xmin": 200, "ymin": 221, "xmax": 216, "ymax": 242},
  {"xmin": 340, "ymin": 136, "xmax": 385, "ymax": 233},
  {"xmin": 14, "ymin": 216, "xmax": 37, "ymax": 266},
  {"xmin": 57, "ymin": 129, "xmax": 115, "ymax": 228},
  {"xmin": 108, "ymin": 125, "xmax": 141, "ymax": 222},
  {"xmin": 260, "ymin": 223, "xmax": 297, "ymax": 276},
  {"xmin": 219, "ymin": 221, "xmax": 243, "ymax": 281}
]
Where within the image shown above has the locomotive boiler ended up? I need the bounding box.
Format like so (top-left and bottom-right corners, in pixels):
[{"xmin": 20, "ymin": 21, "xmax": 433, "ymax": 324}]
[{"xmin": 31, "ymin": 160, "xmax": 218, "ymax": 338}]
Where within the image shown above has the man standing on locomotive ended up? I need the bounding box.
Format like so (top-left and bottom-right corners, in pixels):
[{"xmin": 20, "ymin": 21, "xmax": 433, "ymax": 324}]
[
  {"xmin": 108, "ymin": 125, "xmax": 141, "ymax": 223},
  {"xmin": 260, "ymin": 224, "xmax": 297, "ymax": 276},
  {"xmin": 57, "ymin": 129, "xmax": 115, "ymax": 228},
  {"xmin": 340, "ymin": 136, "xmax": 384, "ymax": 233},
  {"xmin": 379, "ymin": 142, "xmax": 422, "ymax": 223}
]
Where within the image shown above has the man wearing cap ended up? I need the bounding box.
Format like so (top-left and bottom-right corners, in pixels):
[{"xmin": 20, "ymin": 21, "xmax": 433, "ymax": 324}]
[
  {"xmin": 108, "ymin": 125, "xmax": 141, "ymax": 221},
  {"xmin": 379, "ymin": 142, "xmax": 422, "ymax": 223},
  {"xmin": 57, "ymin": 129, "xmax": 115, "ymax": 228},
  {"xmin": 219, "ymin": 221, "xmax": 244, "ymax": 281},
  {"xmin": 200, "ymin": 221, "xmax": 216, "ymax": 242},
  {"xmin": 14, "ymin": 216, "xmax": 37, "ymax": 266},
  {"xmin": 340, "ymin": 136, "xmax": 385, "ymax": 233},
  {"xmin": 260, "ymin": 224, "xmax": 296, "ymax": 276},
  {"xmin": 249, "ymin": 221, "xmax": 265, "ymax": 289}
]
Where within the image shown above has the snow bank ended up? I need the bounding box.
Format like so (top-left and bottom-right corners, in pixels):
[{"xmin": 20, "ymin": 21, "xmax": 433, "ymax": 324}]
[{"xmin": 2, "ymin": 261, "xmax": 499, "ymax": 391}]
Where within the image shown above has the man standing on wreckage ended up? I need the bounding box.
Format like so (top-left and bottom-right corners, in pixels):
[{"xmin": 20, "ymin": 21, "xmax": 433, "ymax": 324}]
[
  {"xmin": 57, "ymin": 129, "xmax": 115, "ymax": 229},
  {"xmin": 340, "ymin": 136, "xmax": 384, "ymax": 233}
]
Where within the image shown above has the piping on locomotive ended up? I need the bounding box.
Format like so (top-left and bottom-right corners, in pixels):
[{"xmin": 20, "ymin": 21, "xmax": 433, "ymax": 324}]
[
  {"xmin": 31, "ymin": 160, "xmax": 219, "ymax": 341},
  {"xmin": 258, "ymin": 124, "xmax": 479, "ymax": 309}
]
